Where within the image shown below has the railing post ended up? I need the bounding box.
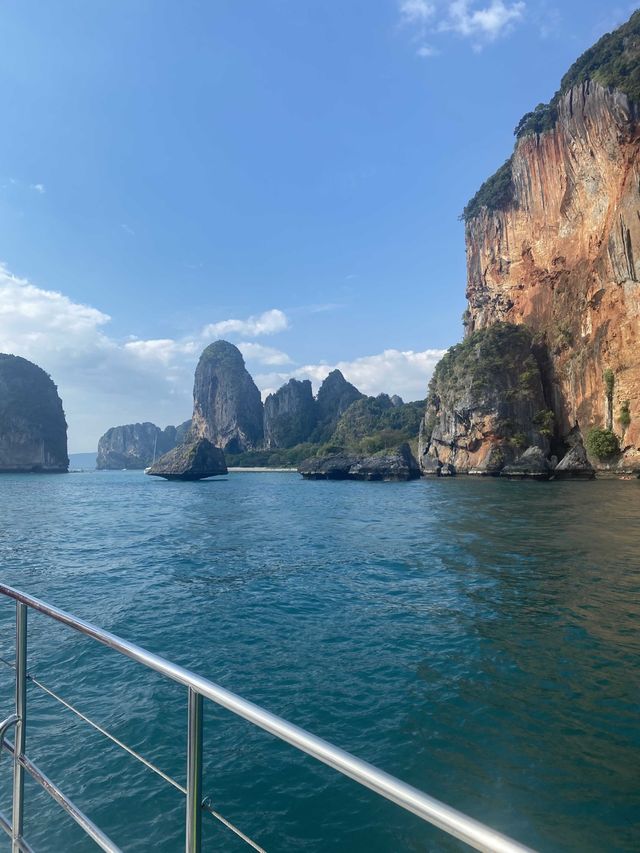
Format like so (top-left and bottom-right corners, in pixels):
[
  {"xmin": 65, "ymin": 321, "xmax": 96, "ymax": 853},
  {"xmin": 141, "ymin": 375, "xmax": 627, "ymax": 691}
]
[
  {"xmin": 185, "ymin": 687, "xmax": 203, "ymax": 853},
  {"xmin": 12, "ymin": 602, "xmax": 27, "ymax": 853}
]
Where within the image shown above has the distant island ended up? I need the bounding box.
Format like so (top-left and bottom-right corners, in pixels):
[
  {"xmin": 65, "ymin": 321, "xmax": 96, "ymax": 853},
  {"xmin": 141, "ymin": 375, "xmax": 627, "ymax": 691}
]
[
  {"xmin": 0, "ymin": 354, "xmax": 68, "ymax": 473},
  {"xmin": 100, "ymin": 339, "xmax": 425, "ymax": 480}
]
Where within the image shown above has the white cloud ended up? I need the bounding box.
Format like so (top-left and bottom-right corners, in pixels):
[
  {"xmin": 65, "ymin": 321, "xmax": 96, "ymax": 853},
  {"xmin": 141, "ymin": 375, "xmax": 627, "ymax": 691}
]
[
  {"xmin": 123, "ymin": 338, "xmax": 199, "ymax": 364},
  {"xmin": 399, "ymin": 0, "xmax": 436, "ymax": 24},
  {"xmin": 29, "ymin": 183, "xmax": 46, "ymax": 194},
  {"xmin": 0, "ymin": 266, "xmax": 296, "ymax": 450},
  {"xmin": 399, "ymin": 0, "xmax": 525, "ymax": 53},
  {"xmin": 0, "ymin": 264, "xmax": 446, "ymax": 452},
  {"xmin": 238, "ymin": 342, "xmax": 292, "ymax": 366},
  {"xmin": 255, "ymin": 347, "xmax": 446, "ymax": 404},
  {"xmin": 202, "ymin": 308, "xmax": 288, "ymax": 339},
  {"xmin": 442, "ymin": 0, "xmax": 525, "ymax": 39}
]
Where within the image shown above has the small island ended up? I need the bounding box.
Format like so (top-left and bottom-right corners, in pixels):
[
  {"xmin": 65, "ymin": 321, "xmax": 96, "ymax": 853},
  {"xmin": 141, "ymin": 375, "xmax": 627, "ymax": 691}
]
[{"xmin": 0, "ymin": 354, "xmax": 68, "ymax": 473}]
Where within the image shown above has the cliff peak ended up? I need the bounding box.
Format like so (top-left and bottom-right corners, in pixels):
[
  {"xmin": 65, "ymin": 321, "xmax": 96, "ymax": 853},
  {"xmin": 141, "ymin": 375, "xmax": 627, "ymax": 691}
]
[
  {"xmin": 462, "ymin": 9, "xmax": 640, "ymax": 223},
  {"xmin": 263, "ymin": 378, "xmax": 317, "ymax": 449},
  {"xmin": 191, "ymin": 340, "xmax": 264, "ymax": 452}
]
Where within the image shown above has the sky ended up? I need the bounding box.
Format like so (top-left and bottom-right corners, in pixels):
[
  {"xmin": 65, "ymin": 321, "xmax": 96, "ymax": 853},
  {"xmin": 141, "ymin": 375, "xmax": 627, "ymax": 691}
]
[{"xmin": 0, "ymin": 0, "xmax": 635, "ymax": 450}]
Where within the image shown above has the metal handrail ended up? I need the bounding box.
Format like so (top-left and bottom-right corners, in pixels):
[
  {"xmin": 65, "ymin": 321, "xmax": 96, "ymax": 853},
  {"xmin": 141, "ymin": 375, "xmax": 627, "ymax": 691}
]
[{"xmin": 0, "ymin": 582, "xmax": 536, "ymax": 853}]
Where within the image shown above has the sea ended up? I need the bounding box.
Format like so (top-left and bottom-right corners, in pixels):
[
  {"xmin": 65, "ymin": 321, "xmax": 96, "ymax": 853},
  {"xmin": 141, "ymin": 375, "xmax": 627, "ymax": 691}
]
[{"xmin": 0, "ymin": 470, "xmax": 637, "ymax": 852}]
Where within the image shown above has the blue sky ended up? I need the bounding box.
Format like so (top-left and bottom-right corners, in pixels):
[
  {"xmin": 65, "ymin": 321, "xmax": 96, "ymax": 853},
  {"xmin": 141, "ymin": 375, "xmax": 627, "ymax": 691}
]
[{"xmin": 0, "ymin": 0, "xmax": 635, "ymax": 449}]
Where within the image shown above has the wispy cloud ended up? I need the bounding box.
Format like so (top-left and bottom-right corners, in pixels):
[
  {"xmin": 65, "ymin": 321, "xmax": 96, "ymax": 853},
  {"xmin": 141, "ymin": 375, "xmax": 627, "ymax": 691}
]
[
  {"xmin": 256, "ymin": 348, "xmax": 445, "ymax": 404},
  {"xmin": 202, "ymin": 308, "xmax": 288, "ymax": 338},
  {"xmin": 442, "ymin": 0, "xmax": 525, "ymax": 39},
  {"xmin": 399, "ymin": 0, "xmax": 436, "ymax": 25},
  {"xmin": 120, "ymin": 223, "xmax": 135, "ymax": 236},
  {"xmin": 0, "ymin": 267, "xmax": 295, "ymax": 448},
  {"xmin": 29, "ymin": 183, "xmax": 46, "ymax": 194},
  {"xmin": 0, "ymin": 265, "xmax": 445, "ymax": 449},
  {"xmin": 399, "ymin": 0, "xmax": 526, "ymax": 55},
  {"xmin": 238, "ymin": 342, "xmax": 292, "ymax": 366}
]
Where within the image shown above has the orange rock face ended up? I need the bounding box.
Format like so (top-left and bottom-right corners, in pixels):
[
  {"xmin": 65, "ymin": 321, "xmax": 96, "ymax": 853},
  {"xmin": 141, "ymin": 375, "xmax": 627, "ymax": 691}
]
[{"xmin": 465, "ymin": 82, "xmax": 640, "ymax": 466}]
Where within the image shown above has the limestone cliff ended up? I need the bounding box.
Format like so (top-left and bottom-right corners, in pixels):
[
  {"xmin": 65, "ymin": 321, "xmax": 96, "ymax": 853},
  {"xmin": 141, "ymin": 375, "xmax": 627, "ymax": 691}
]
[
  {"xmin": 263, "ymin": 379, "xmax": 317, "ymax": 449},
  {"xmin": 465, "ymin": 79, "xmax": 640, "ymax": 466},
  {"xmin": 425, "ymin": 12, "xmax": 640, "ymax": 473},
  {"xmin": 312, "ymin": 369, "xmax": 364, "ymax": 442},
  {"xmin": 97, "ymin": 420, "xmax": 191, "ymax": 470},
  {"xmin": 191, "ymin": 341, "xmax": 264, "ymax": 452},
  {"xmin": 419, "ymin": 325, "xmax": 550, "ymax": 474},
  {"xmin": 0, "ymin": 354, "xmax": 68, "ymax": 473}
]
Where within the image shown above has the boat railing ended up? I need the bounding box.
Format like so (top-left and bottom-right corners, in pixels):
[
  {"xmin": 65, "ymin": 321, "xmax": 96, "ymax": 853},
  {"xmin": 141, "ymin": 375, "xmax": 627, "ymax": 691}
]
[{"xmin": 0, "ymin": 583, "xmax": 535, "ymax": 853}]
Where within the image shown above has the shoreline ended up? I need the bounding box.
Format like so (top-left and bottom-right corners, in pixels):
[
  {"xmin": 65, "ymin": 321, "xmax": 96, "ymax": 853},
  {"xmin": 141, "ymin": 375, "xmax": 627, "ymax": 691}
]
[{"xmin": 228, "ymin": 466, "xmax": 297, "ymax": 473}]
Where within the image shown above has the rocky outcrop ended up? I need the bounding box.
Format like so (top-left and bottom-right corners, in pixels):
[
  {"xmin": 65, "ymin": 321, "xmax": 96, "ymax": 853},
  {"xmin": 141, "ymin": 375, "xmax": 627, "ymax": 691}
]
[
  {"xmin": 464, "ymin": 65, "xmax": 640, "ymax": 467},
  {"xmin": 263, "ymin": 379, "xmax": 317, "ymax": 449},
  {"xmin": 312, "ymin": 370, "xmax": 364, "ymax": 441},
  {"xmin": 97, "ymin": 420, "xmax": 191, "ymax": 469},
  {"xmin": 146, "ymin": 438, "xmax": 227, "ymax": 481},
  {"xmin": 553, "ymin": 443, "xmax": 595, "ymax": 479},
  {"xmin": 419, "ymin": 324, "xmax": 551, "ymax": 475},
  {"xmin": 0, "ymin": 354, "xmax": 68, "ymax": 473},
  {"xmin": 298, "ymin": 443, "xmax": 420, "ymax": 481},
  {"xmin": 191, "ymin": 341, "xmax": 264, "ymax": 452},
  {"xmin": 425, "ymin": 12, "xmax": 640, "ymax": 476},
  {"xmin": 500, "ymin": 446, "xmax": 552, "ymax": 480}
]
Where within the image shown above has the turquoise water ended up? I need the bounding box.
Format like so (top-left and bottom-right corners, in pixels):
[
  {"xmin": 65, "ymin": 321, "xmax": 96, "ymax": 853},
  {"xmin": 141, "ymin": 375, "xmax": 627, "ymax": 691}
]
[{"xmin": 0, "ymin": 471, "xmax": 638, "ymax": 852}]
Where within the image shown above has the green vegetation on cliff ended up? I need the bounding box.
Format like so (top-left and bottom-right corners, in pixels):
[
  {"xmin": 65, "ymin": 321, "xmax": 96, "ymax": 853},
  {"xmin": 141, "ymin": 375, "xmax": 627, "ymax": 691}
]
[
  {"xmin": 462, "ymin": 9, "xmax": 640, "ymax": 222},
  {"xmin": 227, "ymin": 395, "xmax": 424, "ymax": 466},
  {"xmin": 516, "ymin": 10, "xmax": 640, "ymax": 139},
  {"xmin": 428, "ymin": 323, "xmax": 540, "ymax": 407},
  {"xmin": 331, "ymin": 395, "xmax": 424, "ymax": 453},
  {"xmin": 586, "ymin": 427, "xmax": 620, "ymax": 459},
  {"xmin": 619, "ymin": 400, "xmax": 631, "ymax": 430},
  {"xmin": 461, "ymin": 158, "xmax": 515, "ymax": 224}
]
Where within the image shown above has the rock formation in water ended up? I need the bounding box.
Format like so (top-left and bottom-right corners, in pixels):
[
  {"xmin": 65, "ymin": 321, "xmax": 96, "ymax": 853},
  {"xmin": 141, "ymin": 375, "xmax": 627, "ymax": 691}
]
[
  {"xmin": 421, "ymin": 11, "xmax": 640, "ymax": 476},
  {"xmin": 500, "ymin": 446, "xmax": 552, "ymax": 480},
  {"xmin": 420, "ymin": 324, "xmax": 550, "ymax": 474},
  {"xmin": 146, "ymin": 437, "xmax": 227, "ymax": 481},
  {"xmin": 97, "ymin": 420, "xmax": 191, "ymax": 469},
  {"xmin": 552, "ymin": 440, "xmax": 595, "ymax": 479},
  {"xmin": 0, "ymin": 354, "xmax": 68, "ymax": 472},
  {"xmin": 263, "ymin": 379, "xmax": 317, "ymax": 449},
  {"xmin": 298, "ymin": 443, "xmax": 420, "ymax": 481},
  {"xmin": 191, "ymin": 341, "xmax": 264, "ymax": 452},
  {"xmin": 312, "ymin": 369, "xmax": 364, "ymax": 441}
]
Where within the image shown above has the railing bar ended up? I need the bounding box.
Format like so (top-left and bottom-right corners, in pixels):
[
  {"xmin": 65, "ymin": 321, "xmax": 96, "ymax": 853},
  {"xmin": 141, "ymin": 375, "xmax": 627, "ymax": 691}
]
[
  {"xmin": 3, "ymin": 658, "xmax": 267, "ymax": 851},
  {"xmin": 0, "ymin": 810, "xmax": 34, "ymax": 853},
  {"xmin": 3, "ymin": 739, "xmax": 123, "ymax": 853},
  {"xmin": 26, "ymin": 673, "xmax": 186, "ymax": 794},
  {"xmin": 12, "ymin": 602, "xmax": 27, "ymax": 853},
  {"xmin": 185, "ymin": 688, "xmax": 203, "ymax": 853},
  {"xmin": 0, "ymin": 815, "xmax": 34, "ymax": 853},
  {"xmin": 0, "ymin": 584, "xmax": 536, "ymax": 853},
  {"xmin": 202, "ymin": 799, "xmax": 267, "ymax": 853}
]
